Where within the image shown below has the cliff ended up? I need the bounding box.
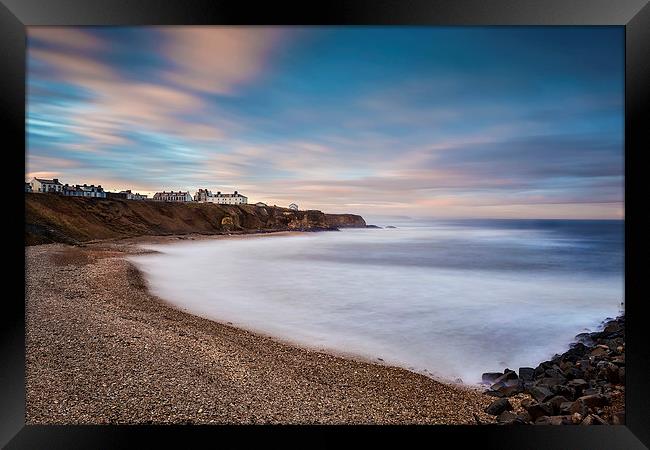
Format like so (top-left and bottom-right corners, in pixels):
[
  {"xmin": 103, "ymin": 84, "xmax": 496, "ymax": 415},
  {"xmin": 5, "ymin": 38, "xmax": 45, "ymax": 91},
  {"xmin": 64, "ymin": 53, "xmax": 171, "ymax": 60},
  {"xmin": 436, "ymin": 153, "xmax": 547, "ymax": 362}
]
[{"xmin": 25, "ymin": 193, "xmax": 366, "ymax": 246}]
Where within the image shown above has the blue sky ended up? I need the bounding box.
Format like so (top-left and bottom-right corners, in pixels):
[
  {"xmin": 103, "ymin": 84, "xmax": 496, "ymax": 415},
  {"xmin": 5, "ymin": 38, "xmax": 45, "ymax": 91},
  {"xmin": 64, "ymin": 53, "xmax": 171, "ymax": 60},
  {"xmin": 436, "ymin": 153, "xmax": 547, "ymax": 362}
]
[{"xmin": 26, "ymin": 26, "xmax": 624, "ymax": 219}]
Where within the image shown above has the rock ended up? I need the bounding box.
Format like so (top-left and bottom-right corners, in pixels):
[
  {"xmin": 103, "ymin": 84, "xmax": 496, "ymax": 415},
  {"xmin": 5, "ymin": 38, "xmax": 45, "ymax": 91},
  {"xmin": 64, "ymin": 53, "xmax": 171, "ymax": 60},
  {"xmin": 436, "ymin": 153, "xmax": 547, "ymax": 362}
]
[
  {"xmin": 550, "ymin": 384, "xmax": 575, "ymax": 400},
  {"xmin": 571, "ymin": 412, "xmax": 583, "ymax": 424},
  {"xmin": 481, "ymin": 372, "xmax": 503, "ymax": 384},
  {"xmin": 567, "ymin": 343, "xmax": 589, "ymax": 357},
  {"xmin": 547, "ymin": 395, "xmax": 569, "ymax": 415},
  {"xmin": 575, "ymin": 333, "xmax": 594, "ymax": 346},
  {"xmin": 569, "ymin": 400, "xmax": 588, "ymax": 416},
  {"xmin": 525, "ymin": 402, "xmax": 554, "ymax": 421},
  {"xmin": 578, "ymin": 394, "xmax": 609, "ymax": 409},
  {"xmin": 590, "ymin": 346, "xmax": 609, "ymax": 357},
  {"xmin": 545, "ymin": 368, "xmax": 565, "ymax": 379},
  {"xmin": 582, "ymin": 387, "xmax": 601, "ymax": 396},
  {"xmin": 581, "ymin": 414, "xmax": 608, "ymax": 425},
  {"xmin": 496, "ymin": 385, "xmax": 522, "ymax": 397},
  {"xmin": 559, "ymin": 401, "xmax": 575, "ymax": 415},
  {"xmin": 485, "ymin": 398, "xmax": 513, "ymax": 416},
  {"xmin": 562, "ymin": 367, "xmax": 583, "ymax": 380},
  {"xmin": 618, "ymin": 367, "xmax": 625, "ymax": 385},
  {"xmin": 497, "ymin": 411, "xmax": 518, "ymax": 423},
  {"xmin": 567, "ymin": 378, "xmax": 588, "ymax": 389},
  {"xmin": 569, "ymin": 394, "xmax": 609, "ymax": 416},
  {"xmin": 604, "ymin": 321, "xmax": 622, "ymax": 334},
  {"xmin": 516, "ymin": 411, "xmax": 532, "ymax": 423},
  {"xmin": 527, "ymin": 385, "xmax": 553, "ymax": 403},
  {"xmin": 612, "ymin": 411, "xmax": 625, "ymax": 425},
  {"xmin": 518, "ymin": 367, "xmax": 535, "ymax": 381},
  {"xmin": 493, "ymin": 370, "xmax": 518, "ymax": 385},
  {"xmin": 536, "ymin": 377, "xmax": 566, "ymax": 387},
  {"xmin": 604, "ymin": 363, "xmax": 620, "ymax": 383},
  {"xmin": 535, "ymin": 415, "xmax": 571, "ymax": 425},
  {"xmin": 567, "ymin": 379, "xmax": 588, "ymax": 396}
]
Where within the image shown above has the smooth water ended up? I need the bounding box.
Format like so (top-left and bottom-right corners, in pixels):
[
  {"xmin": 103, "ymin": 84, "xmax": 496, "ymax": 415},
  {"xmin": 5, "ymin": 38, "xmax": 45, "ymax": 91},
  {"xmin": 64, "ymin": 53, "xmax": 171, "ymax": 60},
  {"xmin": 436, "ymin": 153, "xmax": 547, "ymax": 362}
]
[{"xmin": 129, "ymin": 219, "xmax": 624, "ymax": 384}]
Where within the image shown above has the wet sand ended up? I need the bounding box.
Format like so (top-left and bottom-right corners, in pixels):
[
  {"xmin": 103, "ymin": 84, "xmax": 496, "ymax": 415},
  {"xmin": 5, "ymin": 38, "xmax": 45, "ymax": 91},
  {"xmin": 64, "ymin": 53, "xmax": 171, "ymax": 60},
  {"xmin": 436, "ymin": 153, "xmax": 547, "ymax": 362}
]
[{"xmin": 26, "ymin": 234, "xmax": 494, "ymax": 424}]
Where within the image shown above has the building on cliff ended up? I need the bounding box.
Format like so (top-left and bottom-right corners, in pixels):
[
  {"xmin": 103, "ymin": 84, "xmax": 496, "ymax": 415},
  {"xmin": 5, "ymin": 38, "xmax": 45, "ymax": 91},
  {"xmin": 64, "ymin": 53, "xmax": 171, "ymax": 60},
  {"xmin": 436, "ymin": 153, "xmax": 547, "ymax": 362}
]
[
  {"xmin": 193, "ymin": 188, "xmax": 212, "ymax": 202},
  {"xmin": 153, "ymin": 191, "xmax": 193, "ymax": 202},
  {"xmin": 62, "ymin": 183, "xmax": 107, "ymax": 198},
  {"xmin": 30, "ymin": 177, "xmax": 63, "ymax": 193},
  {"xmin": 194, "ymin": 189, "xmax": 248, "ymax": 205}
]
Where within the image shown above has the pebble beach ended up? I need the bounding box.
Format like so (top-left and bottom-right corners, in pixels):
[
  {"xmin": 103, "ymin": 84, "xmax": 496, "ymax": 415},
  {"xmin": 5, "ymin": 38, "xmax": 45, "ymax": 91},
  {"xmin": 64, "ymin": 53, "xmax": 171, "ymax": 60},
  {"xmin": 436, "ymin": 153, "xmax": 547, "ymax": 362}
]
[{"xmin": 25, "ymin": 235, "xmax": 495, "ymax": 424}]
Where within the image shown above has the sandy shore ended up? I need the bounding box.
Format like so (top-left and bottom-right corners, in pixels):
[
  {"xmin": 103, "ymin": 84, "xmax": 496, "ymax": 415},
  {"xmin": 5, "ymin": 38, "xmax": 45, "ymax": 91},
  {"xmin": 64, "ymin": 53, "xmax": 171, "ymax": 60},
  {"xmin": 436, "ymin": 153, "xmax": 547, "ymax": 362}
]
[{"xmin": 26, "ymin": 234, "xmax": 494, "ymax": 424}]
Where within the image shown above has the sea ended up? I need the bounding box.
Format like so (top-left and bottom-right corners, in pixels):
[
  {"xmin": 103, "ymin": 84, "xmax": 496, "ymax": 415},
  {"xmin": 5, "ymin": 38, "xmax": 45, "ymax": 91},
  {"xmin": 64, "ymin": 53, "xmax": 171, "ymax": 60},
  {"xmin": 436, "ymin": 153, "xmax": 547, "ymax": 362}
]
[{"xmin": 129, "ymin": 219, "xmax": 624, "ymax": 385}]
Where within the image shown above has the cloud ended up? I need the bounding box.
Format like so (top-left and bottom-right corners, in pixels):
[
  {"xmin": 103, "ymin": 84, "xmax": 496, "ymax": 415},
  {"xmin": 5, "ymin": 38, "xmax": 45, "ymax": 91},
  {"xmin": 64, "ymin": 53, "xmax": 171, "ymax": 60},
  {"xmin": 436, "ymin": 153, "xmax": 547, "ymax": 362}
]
[
  {"xmin": 161, "ymin": 27, "xmax": 287, "ymax": 94},
  {"xmin": 28, "ymin": 27, "xmax": 106, "ymax": 51}
]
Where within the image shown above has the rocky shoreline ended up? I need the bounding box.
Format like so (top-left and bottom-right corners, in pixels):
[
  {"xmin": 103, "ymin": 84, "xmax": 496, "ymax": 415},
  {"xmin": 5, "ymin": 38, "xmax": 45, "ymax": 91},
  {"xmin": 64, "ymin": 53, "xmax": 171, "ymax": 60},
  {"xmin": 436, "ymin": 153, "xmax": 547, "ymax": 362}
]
[{"xmin": 480, "ymin": 315, "xmax": 625, "ymax": 425}]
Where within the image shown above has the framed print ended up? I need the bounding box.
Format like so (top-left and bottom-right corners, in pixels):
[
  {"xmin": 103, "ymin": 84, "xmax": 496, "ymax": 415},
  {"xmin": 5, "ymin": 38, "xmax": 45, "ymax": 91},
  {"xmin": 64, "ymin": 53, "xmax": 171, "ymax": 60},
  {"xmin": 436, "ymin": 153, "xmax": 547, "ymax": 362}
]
[{"xmin": 2, "ymin": 0, "xmax": 649, "ymax": 448}]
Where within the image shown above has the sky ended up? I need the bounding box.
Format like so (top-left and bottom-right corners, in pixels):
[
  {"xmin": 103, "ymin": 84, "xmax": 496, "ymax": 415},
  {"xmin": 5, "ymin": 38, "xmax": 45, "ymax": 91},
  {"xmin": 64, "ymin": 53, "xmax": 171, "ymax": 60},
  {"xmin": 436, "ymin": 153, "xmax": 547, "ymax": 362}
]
[{"xmin": 26, "ymin": 26, "xmax": 624, "ymax": 220}]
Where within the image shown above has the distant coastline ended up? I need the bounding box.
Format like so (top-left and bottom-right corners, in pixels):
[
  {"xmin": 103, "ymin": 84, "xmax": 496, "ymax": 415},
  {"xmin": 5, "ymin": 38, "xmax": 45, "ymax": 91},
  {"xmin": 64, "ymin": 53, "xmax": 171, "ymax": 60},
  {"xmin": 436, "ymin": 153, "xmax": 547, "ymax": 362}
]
[{"xmin": 25, "ymin": 192, "xmax": 366, "ymax": 246}]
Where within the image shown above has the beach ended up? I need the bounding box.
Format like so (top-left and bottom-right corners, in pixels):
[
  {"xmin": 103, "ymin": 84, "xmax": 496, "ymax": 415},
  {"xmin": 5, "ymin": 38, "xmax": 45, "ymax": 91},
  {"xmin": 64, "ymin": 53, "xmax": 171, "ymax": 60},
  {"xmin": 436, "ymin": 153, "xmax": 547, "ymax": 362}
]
[{"xmin": 25, "ymin": 234, "xmax": 495, "ymax": 425}]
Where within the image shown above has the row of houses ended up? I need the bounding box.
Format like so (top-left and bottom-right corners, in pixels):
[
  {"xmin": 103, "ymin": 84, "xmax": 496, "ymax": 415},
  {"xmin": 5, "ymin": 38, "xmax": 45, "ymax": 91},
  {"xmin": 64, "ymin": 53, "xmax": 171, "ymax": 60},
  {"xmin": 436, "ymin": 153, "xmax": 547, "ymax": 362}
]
[
  {"xmin": 25, "ymin": 177, "xmax": 298, "ymax": 209},
  {"xmin": 26, "ymin": 177, "xmax": 147, "ymax": 200}
]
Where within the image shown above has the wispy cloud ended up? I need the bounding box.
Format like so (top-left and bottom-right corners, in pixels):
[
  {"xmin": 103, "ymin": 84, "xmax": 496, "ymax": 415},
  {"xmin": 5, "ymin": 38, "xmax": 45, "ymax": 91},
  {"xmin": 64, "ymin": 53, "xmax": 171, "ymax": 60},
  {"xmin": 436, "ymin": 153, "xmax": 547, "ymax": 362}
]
[{"xmin": 161, "ymin": 27, "xmax": 288, "ymax": 94}]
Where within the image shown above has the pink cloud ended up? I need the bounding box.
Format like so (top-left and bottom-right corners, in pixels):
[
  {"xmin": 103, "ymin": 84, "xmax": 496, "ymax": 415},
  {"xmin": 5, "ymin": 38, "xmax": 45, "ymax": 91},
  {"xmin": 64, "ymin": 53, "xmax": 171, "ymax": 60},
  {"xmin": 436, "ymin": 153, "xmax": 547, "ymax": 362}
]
[
  {"xmin": 28, "ymin": 27, "xmax": 106, "ymax": 51},
  {"xmin": 161, "ymin": 27, "xmax": 287, "ymax": 94}
]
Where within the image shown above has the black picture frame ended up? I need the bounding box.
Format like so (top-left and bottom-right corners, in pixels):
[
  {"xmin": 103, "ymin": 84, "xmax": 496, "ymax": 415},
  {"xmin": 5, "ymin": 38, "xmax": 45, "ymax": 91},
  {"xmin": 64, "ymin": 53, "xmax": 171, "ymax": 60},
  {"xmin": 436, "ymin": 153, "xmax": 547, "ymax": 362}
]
[{"xmin": 2, "ymin": 1, "xmax": 648, "ymax": 448}]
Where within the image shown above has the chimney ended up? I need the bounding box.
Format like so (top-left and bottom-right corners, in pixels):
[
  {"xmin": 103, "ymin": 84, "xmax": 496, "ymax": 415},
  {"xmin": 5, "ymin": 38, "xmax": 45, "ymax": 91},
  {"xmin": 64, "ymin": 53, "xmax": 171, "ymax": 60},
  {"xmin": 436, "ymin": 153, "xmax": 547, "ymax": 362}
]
[
  {"xmin": 234, "ymin": 191, "xmax": 238, "ymax": 195},
  {"xmin": 53, "ymin": 178, "xmax": 59, "ymax": 183}
]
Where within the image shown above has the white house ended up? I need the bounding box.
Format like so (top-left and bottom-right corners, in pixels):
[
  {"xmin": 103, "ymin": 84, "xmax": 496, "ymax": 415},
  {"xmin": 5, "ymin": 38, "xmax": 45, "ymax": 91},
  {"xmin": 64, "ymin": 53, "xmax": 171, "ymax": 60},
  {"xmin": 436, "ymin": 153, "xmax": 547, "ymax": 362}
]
[
  {"xmin": 120, "ymin": 190, "xmax": 147, "ymax": 200},
  {"xmin": 62, "ymin": 183, "xmax": 107, "ymax": 198},
  {"xmin": 153, "ymin": 191, "xmax": 193, "ymax": 202},
  {"xmin": 195, "ymin": 190, "xmax": 248, "ymax": 205},
  {"xmin": 30, "ymin": 177, "xmax": 63, "ymax": 193}
]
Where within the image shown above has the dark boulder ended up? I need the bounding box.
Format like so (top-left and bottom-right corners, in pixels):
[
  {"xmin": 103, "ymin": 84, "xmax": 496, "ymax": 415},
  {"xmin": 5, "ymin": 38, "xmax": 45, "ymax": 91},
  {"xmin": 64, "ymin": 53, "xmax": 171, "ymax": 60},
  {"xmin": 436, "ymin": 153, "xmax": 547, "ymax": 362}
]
[
  {"xmin": 536, "ymin": 377, "xmax": 566, "ymax": 387},
  {"xmin": 535, "ymin": 415, "xmax": 572, "ymax": 425},
  {"xmin": 567, "ymin": 379, "xmax": 589, "ymax": 396},
  {"xmin": 527, "ymin": 385, "xmax": 553, "ymax": 403},
  {"xmin": 481, "ymin": 372, "xmax": 503, "ymax": 384},
  {"xmin": 547, "ymin": 395, "xmax": 569, "ymax": 415},
  {"xmin": 578, "ymin": 394, "xmax": 610, "ymax": 409},
  {"xmin": 559, "ymin": 401, "xmax": 575, "ymax": 415},
  {"xmin": 518, "ymin": 367, "xmax": 535, "ymax": 381},
  {"xmin": 550, "ymin": 384, "xmax": 575, "ymax": 400},
  {"xmin": 525, "ymin": 402, "xmax": 554, "ymax": 421},
  {"xmin": 485, "ymin": 398, "xmax": 513, "ymax": 416},
  {"xmin": 492, "ymin": 370, "xmax": 518, "ymax": 385}
]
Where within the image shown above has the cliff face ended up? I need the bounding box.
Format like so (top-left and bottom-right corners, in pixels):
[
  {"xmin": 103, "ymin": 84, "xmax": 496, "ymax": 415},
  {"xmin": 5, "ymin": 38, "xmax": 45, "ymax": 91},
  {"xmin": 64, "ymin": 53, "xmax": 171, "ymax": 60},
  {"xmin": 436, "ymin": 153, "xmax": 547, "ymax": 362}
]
[
  {"xmin": 25, "ymin": 193, "xmax": 366, "ymax": 246},
  {"xmin": 323, "ymin": 213, "xmax": 367, "ymax": 228}
]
